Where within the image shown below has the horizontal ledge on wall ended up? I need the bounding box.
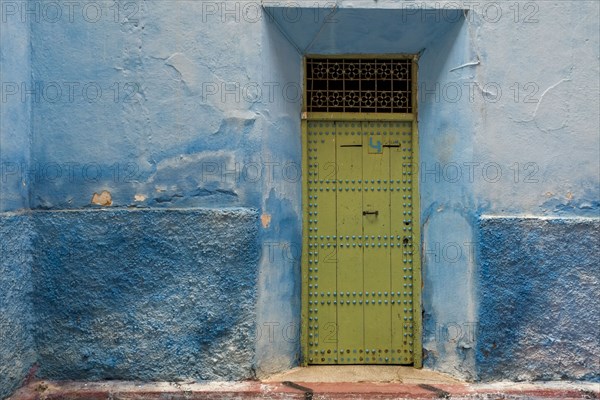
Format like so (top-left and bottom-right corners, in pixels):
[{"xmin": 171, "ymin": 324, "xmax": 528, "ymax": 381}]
[
  {"xmin": 304, "ymin": 112, "xmax": 415, "ymax": 121},
  {"xmin": 23, "ymin": 207, "xmax": 258, "ymax": 214},
  {"xmin": 480, "ymin": 214, "xmax": 599, "ymax": 221}
]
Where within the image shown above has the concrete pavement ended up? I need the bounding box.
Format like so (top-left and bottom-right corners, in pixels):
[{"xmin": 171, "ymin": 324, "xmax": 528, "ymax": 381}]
[{"xmin": 8, "ymin": 366, "xmax": 600, "ymax": 399}]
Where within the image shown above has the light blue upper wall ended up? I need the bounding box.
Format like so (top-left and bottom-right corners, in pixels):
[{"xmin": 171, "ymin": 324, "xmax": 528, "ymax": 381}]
[
  {"xmin": 471, "ymin": 1, "xmax": 600, "ymax": 216},
  {"xmin": 25, "ymin": 0, "xmax": 600, "ymax": 216},
  {"xmin": 29, "ymin": 0, "xmax": 266, "ymax": 209},
  {"xmin": 0, "ymin": 4, "xmax": 31, "ymax": 211}
]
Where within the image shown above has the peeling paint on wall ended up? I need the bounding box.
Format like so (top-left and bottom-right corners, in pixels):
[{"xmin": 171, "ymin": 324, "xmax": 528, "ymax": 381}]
[
  {"xmin": 91, "ymin": 191, "xmax": 113, "ymax": 206},
  {"xmin": 1, "ymin": 1, "xmax": 598, "ymax": 394},
  {"xmin": 261, "ymin": 213, "xmax": 272, "ymax": 228}
]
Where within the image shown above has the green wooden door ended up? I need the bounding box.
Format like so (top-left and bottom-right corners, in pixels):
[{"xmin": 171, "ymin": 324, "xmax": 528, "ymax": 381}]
[{"xmin": 304, "ymin": 119, "xmax": 421, "ymax": 366}]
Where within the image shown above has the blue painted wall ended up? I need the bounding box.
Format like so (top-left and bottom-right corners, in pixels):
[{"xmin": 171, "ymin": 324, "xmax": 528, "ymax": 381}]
[
  {"xmin": 255, "ymin": 1, "xmax": 599, "ymax": 380},
  {"xmin": 0, "ymin": 8, "xmax": 35, "ymax": 399},
  {"xmin": 0, "ymin": 0, "xmax": 31, "ymax": 212},
  {"xmin": 477, "ymin": 217, "xmax": 600, "ymax": 381},
  {"xmin": 21, "ymin": 0, "xmax": 304, "ymax": 380},
  {"xmin": 254, "ymin": 11, "xmax": 303, "ymax": 374},
  {"xmin": 0, "ymin": 1, "xmax": 599, "ymax": 395},
  {"xmin": 28, "ymin": 0, "xmax": 266, "ymax": 209},
  {"xmin": 31, "ymin": 208, "xmax": 259, "ymax": 381},
  {"xmin": 0, "ymin": 215, "xmax": 36, "ymax": 399}
]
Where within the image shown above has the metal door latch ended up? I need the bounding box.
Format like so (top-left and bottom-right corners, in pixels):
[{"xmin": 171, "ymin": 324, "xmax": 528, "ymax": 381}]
[{"xmin": 362, "ymin": 210, "xmax": 379, "ymax": 216}]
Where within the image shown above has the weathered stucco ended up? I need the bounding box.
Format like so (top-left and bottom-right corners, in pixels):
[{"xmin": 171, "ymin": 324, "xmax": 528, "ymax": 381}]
[
  {"xmin": 477, "ymin": 217, "xmax": 600, "ymax": 381},
  {"xmin": 0, "ymin": 0, "xmax": 30, "ymax": 213},
  {"xmin": 31, "ymin": 208, "xmax": 259, "ymax": 381},
  {"xmin": 0, "ymin": 7, "xmax": 35, "ymax": 399},
  {"xmin": 0, "ymin": 214, "xmax": 36, "ymax": 399},
  {"xmin": 0, "ymin": 1, "xmax": 599, "ymax": 396}
]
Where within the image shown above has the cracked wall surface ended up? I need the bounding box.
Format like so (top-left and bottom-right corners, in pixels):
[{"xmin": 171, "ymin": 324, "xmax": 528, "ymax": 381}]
[
  {"xmin": 0, "ymin": 1, "xmax": 598, "ymax": 394},
  {"xmin": 468, "ymin": 2, "xmax": 599, "ymax": 378},
  {"xmin": 472, "ymin": 2, "xmax": 599, "ymax": 215},
  {"xmin": 23, "ymin": 0, "xmax": 304, "ymax": 381},
  {"xmin": 28, "ymin": 2, "xmax": 265, "ymax": 210}
]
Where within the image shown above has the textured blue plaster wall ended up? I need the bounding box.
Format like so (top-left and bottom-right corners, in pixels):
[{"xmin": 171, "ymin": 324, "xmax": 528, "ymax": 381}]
[
  {"xmin": 0, "ymin": 2, "xmax": 31, "ymax": 212},
  {"xmin": 0, "ymin": 9, "xmax": 36, "ymax": 399},
  {"xmin": 472, "ymin": 1, "xmax": 600, "ymax": 216},
  {"xmin": 0, "ymin": 215, "xmax": 36, "ymax": 399},
  {"xmin": 29, "ymin": 0, "xmax": 266, "ymax": 209},
  {"xmin": 26, "ymin": 0, "xmax": 302, "ymax": 380},
  {"xmin": 477, "ymin": 217, "xmax": 600, "ymax": 381},
  {"xmin": 31, "ymin": 208, "xmax": 259, "ymax": 381},
  {"xmin": 1, "ymin": 0, "xmax": 598, "ymax": 389},
  {"xmin": 253, "ymin": 14, "xmax": 303, "ymax": 375},
  {"xmin": 469, "ymin": 1, "xmax": 599, "ymax": 380}
]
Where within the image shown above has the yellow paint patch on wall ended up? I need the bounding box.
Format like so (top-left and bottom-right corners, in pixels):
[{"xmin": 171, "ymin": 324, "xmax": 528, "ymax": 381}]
[
  {"xmin": 261, "ymin": 213, "xmax": 272, "ymax": 228},
  {"xmin": 91, "ymin": 191, "xmax": 112, "ymax": 206}
]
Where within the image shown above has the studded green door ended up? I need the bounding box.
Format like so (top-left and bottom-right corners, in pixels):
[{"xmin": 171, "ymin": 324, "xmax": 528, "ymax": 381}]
[{"xmin": 302, "ymin": 119, "xmax": 421, "ymax": 366}]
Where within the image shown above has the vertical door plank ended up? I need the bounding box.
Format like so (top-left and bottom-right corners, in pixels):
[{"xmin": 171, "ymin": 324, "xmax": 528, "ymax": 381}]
[
  {"xmin": 307, "ymin": 121, "xmax": 337, "ymax": 364},
  {"xmin": 362, "ymin": 121, "xmax": 392, "ymax": 364},
  {"xmin": 335, "ymin": 121, "xmax": 365, "ymax": 364}
]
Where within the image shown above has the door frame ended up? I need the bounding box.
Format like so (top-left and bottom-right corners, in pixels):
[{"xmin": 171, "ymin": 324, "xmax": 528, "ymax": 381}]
[{"xmin": 300, "ymin": 54, "xmax": 422, "ymax": 367}]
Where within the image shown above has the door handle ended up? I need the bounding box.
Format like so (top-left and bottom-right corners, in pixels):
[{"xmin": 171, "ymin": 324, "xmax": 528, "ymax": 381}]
[{"xmin": 362, "ymin": 210, "xmax": 379, "ymax": 216}]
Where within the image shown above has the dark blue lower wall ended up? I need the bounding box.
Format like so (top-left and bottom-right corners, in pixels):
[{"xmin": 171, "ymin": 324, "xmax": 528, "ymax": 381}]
[
  {"xmin": 4, "ymin": 209, "xmax": 599, "ymax": 392},
  {"xmin": 31, "ymin": 208, "xmax": 259, "ymax": 382},
  {"xmin": 477, "ymin": 217, "xmax": 600, "ymax": 381},
  {"xmin": 0, "ymin": 214, "xmax": 36, "ymax": 399}
]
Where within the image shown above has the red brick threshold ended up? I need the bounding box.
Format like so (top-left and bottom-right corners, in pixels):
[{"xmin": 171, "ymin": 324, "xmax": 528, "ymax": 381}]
[{"xmin": 9, "ymin": 380, "xmax": 600, "ymax": 399}]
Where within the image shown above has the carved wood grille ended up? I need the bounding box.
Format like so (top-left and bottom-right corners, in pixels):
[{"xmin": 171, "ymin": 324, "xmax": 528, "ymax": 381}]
[{"xmin": 306, "ymin": 58, "xmax": 413, "ymax": 113}]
